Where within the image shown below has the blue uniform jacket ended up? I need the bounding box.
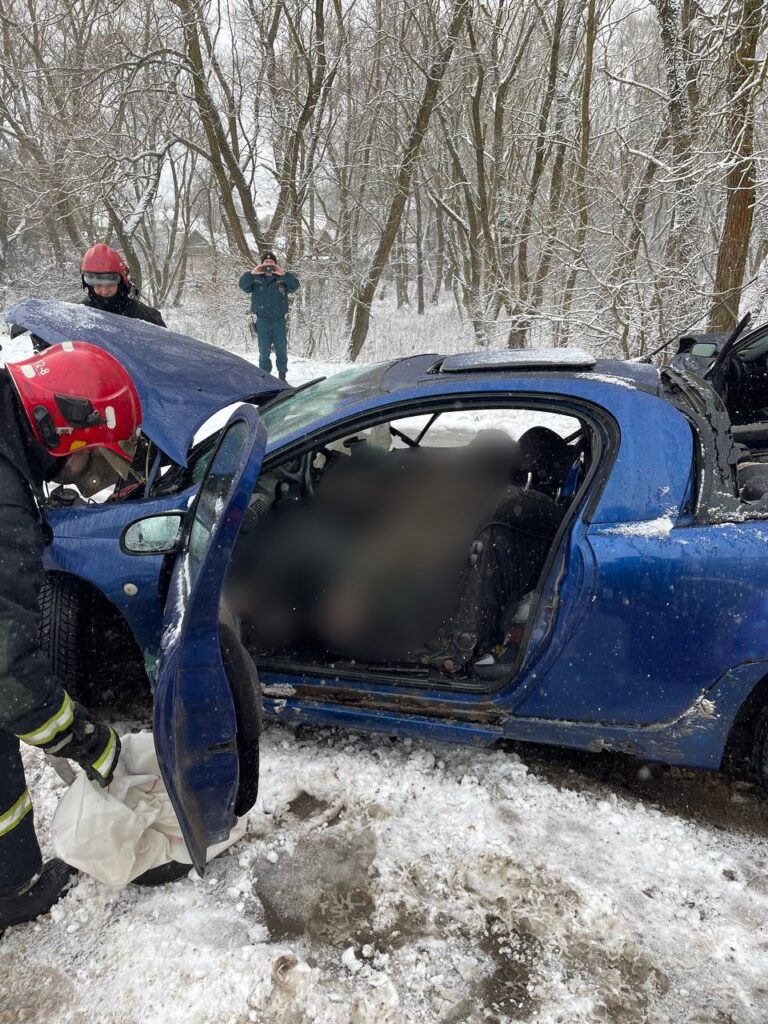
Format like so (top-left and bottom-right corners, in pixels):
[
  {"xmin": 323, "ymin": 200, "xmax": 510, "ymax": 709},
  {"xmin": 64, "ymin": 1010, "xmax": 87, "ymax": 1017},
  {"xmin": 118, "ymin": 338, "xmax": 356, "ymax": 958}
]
[{"xmin": 238, "ymin": 271, "xmax": 300, "ymax": 321}]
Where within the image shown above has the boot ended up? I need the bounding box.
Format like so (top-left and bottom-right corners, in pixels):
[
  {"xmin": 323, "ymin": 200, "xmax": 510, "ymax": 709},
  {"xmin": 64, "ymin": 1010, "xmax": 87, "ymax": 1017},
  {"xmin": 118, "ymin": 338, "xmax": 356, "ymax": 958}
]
[
  {"xmin": 279, "ymin": 371, "xmax": 287, "ymax": 382},
  {"xmin": 132, "ymin": 860, "xmax": 190, "ymax": 887},
  {"xmin": 0, "ymin": 859, "xmax": 77, "ymax": 933}
]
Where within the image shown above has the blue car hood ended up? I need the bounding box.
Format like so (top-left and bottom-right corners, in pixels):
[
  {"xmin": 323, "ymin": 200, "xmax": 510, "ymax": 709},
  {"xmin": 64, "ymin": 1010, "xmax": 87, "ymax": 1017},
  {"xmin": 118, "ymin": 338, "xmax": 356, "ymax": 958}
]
[{"xmin": 6, "ymin": 299, "xmax": 288, "ymax": 466}]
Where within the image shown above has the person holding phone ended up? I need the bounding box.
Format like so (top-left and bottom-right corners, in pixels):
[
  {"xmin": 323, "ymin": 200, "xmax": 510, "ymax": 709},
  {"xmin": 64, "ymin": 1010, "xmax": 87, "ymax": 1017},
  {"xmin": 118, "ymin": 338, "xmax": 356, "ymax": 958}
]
[{"xmin": 238, "ymin": 252, "xmax": 299, "ymax": 381}]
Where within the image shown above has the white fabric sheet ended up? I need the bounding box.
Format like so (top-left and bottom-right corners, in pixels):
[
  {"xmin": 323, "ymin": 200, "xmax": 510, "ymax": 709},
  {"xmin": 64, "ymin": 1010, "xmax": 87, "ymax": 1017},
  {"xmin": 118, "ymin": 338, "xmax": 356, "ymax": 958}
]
[{"xmin": 52, "ymin": 731, "xmax": 246, "ymax": 887}]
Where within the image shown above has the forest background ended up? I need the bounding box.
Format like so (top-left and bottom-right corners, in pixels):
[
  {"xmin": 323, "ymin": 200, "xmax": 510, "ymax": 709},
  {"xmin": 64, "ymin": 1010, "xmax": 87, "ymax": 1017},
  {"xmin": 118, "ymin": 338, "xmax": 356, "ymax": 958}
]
[{"xmin": 0, "ymin": 0, "xmax": 766, "ymax": 363}]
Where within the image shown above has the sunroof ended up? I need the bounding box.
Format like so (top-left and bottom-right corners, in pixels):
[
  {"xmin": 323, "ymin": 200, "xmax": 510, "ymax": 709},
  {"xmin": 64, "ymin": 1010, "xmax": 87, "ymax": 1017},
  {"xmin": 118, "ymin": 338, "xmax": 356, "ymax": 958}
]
[{"xmin": 433, "ymin": 348, "xmax": 596, "ymax": 373}]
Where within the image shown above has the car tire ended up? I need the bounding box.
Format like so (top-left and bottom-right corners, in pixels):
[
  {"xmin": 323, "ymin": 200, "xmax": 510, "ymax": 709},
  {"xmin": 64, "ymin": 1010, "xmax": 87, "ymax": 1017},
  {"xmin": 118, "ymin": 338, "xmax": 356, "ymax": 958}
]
[{"xmin": 39, "ymin": 573, "xmax": 96, "ymax": 704}]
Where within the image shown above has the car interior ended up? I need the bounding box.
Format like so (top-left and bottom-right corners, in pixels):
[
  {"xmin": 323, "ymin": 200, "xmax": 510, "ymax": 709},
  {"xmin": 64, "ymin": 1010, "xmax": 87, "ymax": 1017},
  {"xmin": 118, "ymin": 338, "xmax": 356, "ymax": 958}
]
[
  {"xmin": 715, "ymin": 334, "xmax": 768, "ymax": 503},
  {"xmin": 719, "ymin": 334, "xmax": 768, "ymax": 428},
  {"xmin": 225, "ymin": 406, "xmax": 592, "ymax": 688}
]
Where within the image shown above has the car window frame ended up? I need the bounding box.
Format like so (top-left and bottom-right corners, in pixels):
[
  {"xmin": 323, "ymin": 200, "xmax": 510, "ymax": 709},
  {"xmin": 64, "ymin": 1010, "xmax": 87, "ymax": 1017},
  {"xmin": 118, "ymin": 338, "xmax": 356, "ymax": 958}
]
[
  {"xmin": 258, "ymin": 391, "xmax": 611, "ymax": 489},
  {"xmin": 247, "ymin": 391, "xmax": 616, "ymax": 697},
  {"xmin": 661, "ymin": 366, "xmax": 747, "ymax": 523}
]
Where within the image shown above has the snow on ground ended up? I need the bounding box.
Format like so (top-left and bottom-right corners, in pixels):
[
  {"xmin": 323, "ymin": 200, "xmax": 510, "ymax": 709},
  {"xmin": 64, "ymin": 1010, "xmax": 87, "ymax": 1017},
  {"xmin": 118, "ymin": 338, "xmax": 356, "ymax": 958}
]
[{"xmin": 4, "ymin": 720, "xmax": 768, "ymax": 1024}]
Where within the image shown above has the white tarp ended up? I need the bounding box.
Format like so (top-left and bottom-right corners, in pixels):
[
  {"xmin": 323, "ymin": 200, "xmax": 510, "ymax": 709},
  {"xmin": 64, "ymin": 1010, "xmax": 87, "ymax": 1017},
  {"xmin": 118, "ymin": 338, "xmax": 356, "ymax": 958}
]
[{"xmin": 51, "ymin": 731, "xmax": 246, "ymax": 888}]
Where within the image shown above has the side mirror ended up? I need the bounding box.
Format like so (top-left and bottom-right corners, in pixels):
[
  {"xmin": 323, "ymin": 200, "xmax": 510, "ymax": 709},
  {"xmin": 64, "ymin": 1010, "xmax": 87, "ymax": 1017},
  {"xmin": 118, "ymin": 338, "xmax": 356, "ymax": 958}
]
[{"xmin": 121, "ymin": 513, "xmax": 185, "ymax": 555}]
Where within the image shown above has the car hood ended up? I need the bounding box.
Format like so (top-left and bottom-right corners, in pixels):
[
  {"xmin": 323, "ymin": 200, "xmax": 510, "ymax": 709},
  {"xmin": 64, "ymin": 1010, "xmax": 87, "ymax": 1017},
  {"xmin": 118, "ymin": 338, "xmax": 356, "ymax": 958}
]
[{"xmin": 5, "ymin": 299, "xmax": 288, "ymax": 466}]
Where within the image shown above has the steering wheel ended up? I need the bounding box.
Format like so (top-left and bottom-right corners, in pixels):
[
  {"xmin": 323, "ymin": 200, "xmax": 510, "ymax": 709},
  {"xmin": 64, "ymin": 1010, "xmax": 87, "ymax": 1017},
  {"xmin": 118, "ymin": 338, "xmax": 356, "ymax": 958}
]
[{"xmin": 273, "ymin": 452, "xmax": 316, "ymax": 497}]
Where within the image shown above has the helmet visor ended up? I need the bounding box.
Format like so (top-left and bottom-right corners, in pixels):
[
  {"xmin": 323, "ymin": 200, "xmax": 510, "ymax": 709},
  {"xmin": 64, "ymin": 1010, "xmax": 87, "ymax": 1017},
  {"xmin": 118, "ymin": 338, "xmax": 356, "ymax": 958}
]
[
  {"xmin": 83, "ymin": 271, "xmax": 122, "ymax": 286},
  {"xmin": 93, "ymin": 430, "xmax": 141, "ymax": 481},
  {"xmin": 99, "ymin": 446, "xmax": 134, "ymax": 481}
]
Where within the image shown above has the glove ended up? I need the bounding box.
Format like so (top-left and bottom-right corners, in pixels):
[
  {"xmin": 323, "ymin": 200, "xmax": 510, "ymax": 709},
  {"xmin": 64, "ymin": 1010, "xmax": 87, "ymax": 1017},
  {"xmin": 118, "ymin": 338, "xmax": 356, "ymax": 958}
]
[{"xmin": 49, "ymin": 703, "xmax": 121, "ymax": 788}]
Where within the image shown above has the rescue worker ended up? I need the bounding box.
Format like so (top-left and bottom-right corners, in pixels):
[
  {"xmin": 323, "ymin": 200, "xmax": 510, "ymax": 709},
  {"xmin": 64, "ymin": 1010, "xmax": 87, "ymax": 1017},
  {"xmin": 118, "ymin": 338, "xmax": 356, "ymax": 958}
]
[
  {"xmin": 81, "ymin": 243, "xmax": 166, "ymax": 327},
  {"xmin": 0, "ymin": 341, "xmax": 141, "ymax": 932},
  {"xmin": 238, "ymin": 251, "xmax": 299, "ymax": 380}
]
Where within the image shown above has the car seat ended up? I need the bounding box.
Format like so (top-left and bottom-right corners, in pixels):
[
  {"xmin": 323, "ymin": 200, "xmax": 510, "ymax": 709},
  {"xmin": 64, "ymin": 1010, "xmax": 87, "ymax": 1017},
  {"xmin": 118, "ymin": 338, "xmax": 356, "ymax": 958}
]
[
  {"xmin": 413, "ymin": 484, "xmax": 564, "ymax": 674},
  {"xmin": 518, "ymin": 427, "xmax": 574, "ymax": 498}
]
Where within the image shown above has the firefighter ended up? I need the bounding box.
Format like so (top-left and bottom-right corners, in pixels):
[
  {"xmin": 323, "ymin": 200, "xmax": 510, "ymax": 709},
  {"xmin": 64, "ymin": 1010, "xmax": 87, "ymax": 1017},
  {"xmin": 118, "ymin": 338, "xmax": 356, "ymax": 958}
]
[
  {"xmin": 81, "ymin": 243, "xmax": 166, "ymax": 327},
  {"xmin": 0, "ymin": 341, "xmax": 141, "ymax": 932}
]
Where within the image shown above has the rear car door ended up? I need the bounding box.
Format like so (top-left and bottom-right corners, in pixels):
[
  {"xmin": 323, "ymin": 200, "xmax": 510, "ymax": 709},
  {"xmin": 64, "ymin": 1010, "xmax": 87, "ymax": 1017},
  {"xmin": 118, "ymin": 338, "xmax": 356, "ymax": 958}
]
[{"xmin": 153, "ymin": 405, "xmax": 266, "ymax": 874}]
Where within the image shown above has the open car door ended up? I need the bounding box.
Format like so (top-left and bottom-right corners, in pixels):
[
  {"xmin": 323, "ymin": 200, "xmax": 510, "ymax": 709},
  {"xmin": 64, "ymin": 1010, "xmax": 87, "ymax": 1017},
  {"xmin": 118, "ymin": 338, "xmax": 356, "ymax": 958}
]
[
  {"xmin": 707, "ymin": 322, "xmax": 768, "ymax": 427},
  {"xmin": 153, "ymin": 405, "xmax": 266, "ymax": 874}
]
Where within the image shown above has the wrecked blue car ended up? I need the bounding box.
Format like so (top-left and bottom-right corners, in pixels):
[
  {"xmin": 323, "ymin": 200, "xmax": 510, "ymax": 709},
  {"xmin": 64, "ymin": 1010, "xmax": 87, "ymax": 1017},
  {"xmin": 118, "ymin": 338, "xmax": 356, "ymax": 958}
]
[{"xmin": 7, "ymin": 298, "xmax": 768, "ymax": 870}]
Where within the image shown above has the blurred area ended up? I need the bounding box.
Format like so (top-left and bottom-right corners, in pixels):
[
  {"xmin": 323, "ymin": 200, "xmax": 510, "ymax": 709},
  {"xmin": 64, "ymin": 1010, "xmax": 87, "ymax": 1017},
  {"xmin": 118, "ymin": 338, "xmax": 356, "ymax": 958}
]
[{"xmin": 228, "ymin": 411, "xmax": 584, "ymax": 677}]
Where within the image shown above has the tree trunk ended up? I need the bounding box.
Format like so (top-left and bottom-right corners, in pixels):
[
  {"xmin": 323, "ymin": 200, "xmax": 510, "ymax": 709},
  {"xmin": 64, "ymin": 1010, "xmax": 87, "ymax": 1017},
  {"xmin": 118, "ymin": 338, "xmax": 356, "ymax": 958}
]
[
  {"xmin": 652, "ymin": 0, "xmax": 700, "ymax": 331},
  {"xmin": 513, "ymin": 0, "xmax": 566, "ymax": 310},
  {"xmin": 348, "ymin": 0, "xmax": 471, "ymax": 360},
  {"xmin": 557, "ymin": 0, "xmax": 597, "ymax": 347},
  {"xmin": 173, "ymin": 0, "xmax": 266, "ymax": 260},
  {"xmin": 395, "ymin": 230, "xmax": 410, "ymax": 309},
  {"xmin": 430, "ymin": 201, "xmax": 445, "ymax": 304},
  {"xmin": 414, "ymin": 174, "xmax": 425, "ymax": 315},
  {"xmin": 104, "ymin": 199, "xmax": 144, "ymax": 293},
  {"xmin": 708, "ymin": 0, "xmax": 762, "ymax": 332}
]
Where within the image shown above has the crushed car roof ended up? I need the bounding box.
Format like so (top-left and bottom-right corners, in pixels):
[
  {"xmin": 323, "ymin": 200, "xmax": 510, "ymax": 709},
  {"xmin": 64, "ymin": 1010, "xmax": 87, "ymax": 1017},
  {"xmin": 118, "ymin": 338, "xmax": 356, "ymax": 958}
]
[{"xmin": 5, "ymin": 299, "xmax": 288, "ymax": 466}]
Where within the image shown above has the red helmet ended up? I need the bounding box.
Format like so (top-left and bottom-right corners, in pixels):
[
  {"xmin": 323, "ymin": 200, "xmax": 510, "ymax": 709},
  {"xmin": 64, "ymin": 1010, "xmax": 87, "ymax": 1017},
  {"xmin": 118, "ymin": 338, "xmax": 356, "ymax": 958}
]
[
  {"xmin": 7, "ymin": 342, "xmax": 141, "ymax": 464},
  {"xmin": 81, "ymin": 243, "xmax": 130, "ymax": 289}
]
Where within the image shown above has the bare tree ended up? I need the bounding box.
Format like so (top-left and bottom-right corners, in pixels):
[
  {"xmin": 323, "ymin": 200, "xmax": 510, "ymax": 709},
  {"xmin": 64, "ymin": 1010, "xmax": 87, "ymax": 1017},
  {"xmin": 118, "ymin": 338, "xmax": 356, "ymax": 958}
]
[
  {"xmin": 348, "ymin": 0, "xmax": 472, "ymax": 359},
  {"xmin": 708, "ymin": 0, "xmax": 764, "ymax": 331}
]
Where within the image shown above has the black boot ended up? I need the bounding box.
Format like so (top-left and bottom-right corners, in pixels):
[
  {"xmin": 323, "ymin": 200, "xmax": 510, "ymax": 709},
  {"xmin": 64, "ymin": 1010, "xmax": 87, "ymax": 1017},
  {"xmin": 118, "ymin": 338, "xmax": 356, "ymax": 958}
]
[
  {"xmin": 0, "ymin": 859, "xmax": 77, "ymax": 932},
  {"xmin": 132, "ymin": 860, "xmax": 190, "ymax": 887},
  {"xmin": 279, "ymin": 371, "xmax": 287, "ymax": 381}
]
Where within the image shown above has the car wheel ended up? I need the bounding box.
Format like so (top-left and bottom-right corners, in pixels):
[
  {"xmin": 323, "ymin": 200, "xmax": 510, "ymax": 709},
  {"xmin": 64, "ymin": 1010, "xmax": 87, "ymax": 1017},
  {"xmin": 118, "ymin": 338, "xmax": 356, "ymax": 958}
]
[{"xmin": 39, "ymin": 573, "xmax": 96, "ymax": 704}]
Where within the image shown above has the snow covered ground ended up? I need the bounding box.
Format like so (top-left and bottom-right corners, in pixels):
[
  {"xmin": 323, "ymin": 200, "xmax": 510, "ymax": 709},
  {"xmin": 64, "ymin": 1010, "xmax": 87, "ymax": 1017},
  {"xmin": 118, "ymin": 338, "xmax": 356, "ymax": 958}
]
[{"xmin": 5, "ymin": 721, "xmax": 768, "ymax": 1024}]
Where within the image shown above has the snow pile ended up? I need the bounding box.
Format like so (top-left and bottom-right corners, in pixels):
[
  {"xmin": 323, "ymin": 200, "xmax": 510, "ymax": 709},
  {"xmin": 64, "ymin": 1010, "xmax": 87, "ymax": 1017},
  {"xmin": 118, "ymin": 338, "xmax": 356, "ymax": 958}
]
[
  {"xmin": 4, "ymin": 723, "xmax": 768, "ymax": 1023},
  {"xmin": 597, "ymin": 516, "xmax": 677, "ymax": 538}
]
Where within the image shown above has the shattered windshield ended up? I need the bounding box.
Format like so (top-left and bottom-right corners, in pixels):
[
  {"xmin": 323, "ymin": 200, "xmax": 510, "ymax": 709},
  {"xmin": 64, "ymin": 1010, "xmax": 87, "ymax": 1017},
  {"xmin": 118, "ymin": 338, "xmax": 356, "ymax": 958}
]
[
  {"xmin": 260, "ymin": 363, "xmax": 389, "ymax": 447},
  {"xmin": 165, "ymin": 363, "xmax": 390, "ymax": 493}
]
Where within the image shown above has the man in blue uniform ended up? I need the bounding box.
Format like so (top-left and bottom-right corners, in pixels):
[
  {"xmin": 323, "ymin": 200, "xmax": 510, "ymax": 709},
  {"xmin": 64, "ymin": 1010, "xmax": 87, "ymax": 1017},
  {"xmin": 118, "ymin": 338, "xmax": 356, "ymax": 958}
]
[{"xmin": 238, "ymin": 252, "xmax": 299, "ymax": 381}]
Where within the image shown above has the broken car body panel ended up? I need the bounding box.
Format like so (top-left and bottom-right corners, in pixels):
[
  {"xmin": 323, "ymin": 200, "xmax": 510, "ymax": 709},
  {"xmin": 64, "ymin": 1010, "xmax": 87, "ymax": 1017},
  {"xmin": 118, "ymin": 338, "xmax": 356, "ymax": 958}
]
[{"xmin": 5, "ymin": 299, "xmax": 287, "ymax": 466}]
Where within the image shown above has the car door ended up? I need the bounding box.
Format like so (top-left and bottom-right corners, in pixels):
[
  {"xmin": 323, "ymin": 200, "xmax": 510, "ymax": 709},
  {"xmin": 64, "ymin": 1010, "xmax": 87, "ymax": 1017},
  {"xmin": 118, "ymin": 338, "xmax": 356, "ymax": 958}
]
[
  {"xmin": 707, "ymin": 322, "xmax": 768, "ymax": 426},
  {"xmin": 153, "ymin": 405, "xmax": 267, "ymax": 875}
]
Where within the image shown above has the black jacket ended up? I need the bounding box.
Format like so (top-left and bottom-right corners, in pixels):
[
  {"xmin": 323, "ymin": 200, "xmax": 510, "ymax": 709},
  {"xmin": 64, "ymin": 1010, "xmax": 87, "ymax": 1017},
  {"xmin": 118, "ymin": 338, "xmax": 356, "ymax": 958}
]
[
  {"xmin": 82, "ymin": 287, "xmax": 166, "ymax": 327},
  {"xmin": 0, "ymin": 372, "xmax": 70, "ymax": 737}
]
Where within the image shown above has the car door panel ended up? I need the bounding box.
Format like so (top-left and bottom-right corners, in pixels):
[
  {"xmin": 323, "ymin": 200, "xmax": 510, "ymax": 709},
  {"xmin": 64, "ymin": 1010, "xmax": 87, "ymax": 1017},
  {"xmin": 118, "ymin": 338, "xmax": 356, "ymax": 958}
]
[
  {"xmin": 153, "ymin": 407, "xmax": 266, "ymax": 874},
  {"xmin": 516, "ymin": 520, "xmax": 768, "ymax": 724}
]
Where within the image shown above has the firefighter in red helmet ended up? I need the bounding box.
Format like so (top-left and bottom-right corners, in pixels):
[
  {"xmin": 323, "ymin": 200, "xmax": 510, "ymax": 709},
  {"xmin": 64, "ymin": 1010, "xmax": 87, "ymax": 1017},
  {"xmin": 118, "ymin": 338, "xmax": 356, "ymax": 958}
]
[
  {"xmin": 81, "ymin": 243, "xmax": 166, "ymax": 327},
  {"xmin": 0, "ymin": 342, "xmax": 141, "ymax": 933}
]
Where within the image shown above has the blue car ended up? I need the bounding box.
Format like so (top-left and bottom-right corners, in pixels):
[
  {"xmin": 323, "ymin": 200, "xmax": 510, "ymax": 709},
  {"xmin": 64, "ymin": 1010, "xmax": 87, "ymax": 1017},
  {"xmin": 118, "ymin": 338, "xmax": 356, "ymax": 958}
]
[{"xmin": 8, "ymin": 298, "xmax": 768, "ymax": 871}]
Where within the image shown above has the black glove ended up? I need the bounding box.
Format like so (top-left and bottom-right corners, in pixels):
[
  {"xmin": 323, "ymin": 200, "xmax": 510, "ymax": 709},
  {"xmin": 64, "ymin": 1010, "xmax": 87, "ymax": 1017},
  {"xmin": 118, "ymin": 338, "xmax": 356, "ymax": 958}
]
[{"xmin": 49, "ymin": 702, "xmax": 121, "ymax": 788}]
